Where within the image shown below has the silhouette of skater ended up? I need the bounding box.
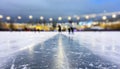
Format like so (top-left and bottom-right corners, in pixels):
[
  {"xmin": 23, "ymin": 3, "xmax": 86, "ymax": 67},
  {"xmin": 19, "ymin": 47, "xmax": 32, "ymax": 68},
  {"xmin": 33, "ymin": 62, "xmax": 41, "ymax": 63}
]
[
  {"xmin": 58, "ymin": 25, "xmax": 62, "ymax": 33},
  {"xmin": 68, "ymin": 21, "xmax": 74, "ymax": 34}
]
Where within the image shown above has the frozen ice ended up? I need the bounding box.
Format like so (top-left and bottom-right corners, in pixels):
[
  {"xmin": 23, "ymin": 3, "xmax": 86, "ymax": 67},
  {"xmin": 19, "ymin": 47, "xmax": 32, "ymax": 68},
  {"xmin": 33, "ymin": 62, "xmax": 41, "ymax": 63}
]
[
  {"xmin": 0, "ymin": 32, "xmax": 120, "ymax": 69},
  {"xmin": 62, "ymin": 32, "xmax": 120, "ymax": 65},
  {"xmin": 0, "ymin": 32, "xmax": 57, "ymax": 65}
]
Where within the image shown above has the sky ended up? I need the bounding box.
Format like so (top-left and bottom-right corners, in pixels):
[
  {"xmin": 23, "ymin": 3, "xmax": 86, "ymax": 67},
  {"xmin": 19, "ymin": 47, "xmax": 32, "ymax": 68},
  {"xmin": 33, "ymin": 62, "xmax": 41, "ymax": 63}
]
[{"xmin": 0, "ymin": 0, "xmax": 120, "ymax": 18}]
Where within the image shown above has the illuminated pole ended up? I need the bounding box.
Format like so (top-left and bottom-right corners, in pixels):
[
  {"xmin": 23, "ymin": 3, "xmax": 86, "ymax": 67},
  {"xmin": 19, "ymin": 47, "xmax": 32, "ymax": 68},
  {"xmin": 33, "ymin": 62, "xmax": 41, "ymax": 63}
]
[
  {"xmin": 58, "ymin": 17, "xmax": 62, "ymax": 21},
  {"xmin": 6, "ymin": 16, "xmax": 11, "ymax": 23},
  {"xmin": 40, "ymin": 16, "xmax": 44, "ymax": 20},
  {"xmin": 68, "ymin": 16, "xmax": 72, "ymax": 30},
  {"xmin": 40, "ymin": 16, "xmax": 44, "ymax": 24},
  {"xmin": 17, "ymin": 16, "xmax": 22, "ymax": 23},
  {"xmin": 18, "ymin": 16, "xmax": 22, "ymax": 20},
  {"xmin": 76, "ymin": 16, "xmax": 80, "ymax": 20},
  {"xmin": 68, "ymin": 16, "xmax": 72, "ymax": 26},
  {"xmin": 68, "ymin": 16, "xmax": 72, "ymax": 25},
  {"xmin": 29, "ymin": 15, "xmax": 33, "ymax": 24},
  {"xmin": 0, "ymin": 15, "xmax": 3, "ymax": 20},
  {"xmin": 6, "ymin": 16, "xmax": 14, "ymax": 31},
  {"xmin": 76, "ymin": 16, "xmax": 80, "ymax": 24},
  {"xmin": 0, "ymin": 15, "xmax": 3, "ymax": 22},
  {"xmin": 49, "ymin": 18, "xmax": 53, "ymax": 23},
  {"xmin": 102, "ymin": 16, "xmax": 107, "ymax": 29},
  {"xmin": 85, "ymin": 15, "xmax": 89, "ymax": 20},
  {"xmin": 112, "ymin": 14, "xmax": 117, "ymax": 22},
  {"xmin": 68, "ymin": 16, "xmax": 72, "ymax": 21},
  {"xmin": 49, "ymin": 17, "xmax": 56, "ymax": 30},
  {"xmin": 0, "ymin": 15, "xmax": 3, "ymax": 30},
  {"xmin": 58, "ymin": 17, "xmax": 62, "ymax": 23},
  {"xmin": 102, "ymin": 16, "xmax": 107, "ymax": 21},
  {"xmin": 49, "ymin": 18, "xmax": 53, "ymax": 28},
  {"xmin": 85, "ymin": 15, "xmax": 89, "ymax": 25},
  {"xmin": 112, "ymin": 14, "xmax": 117, "ymax": 18},
  {"xmin": 29, "ymin": 15, "xmax": 33, "ymax": 20}
]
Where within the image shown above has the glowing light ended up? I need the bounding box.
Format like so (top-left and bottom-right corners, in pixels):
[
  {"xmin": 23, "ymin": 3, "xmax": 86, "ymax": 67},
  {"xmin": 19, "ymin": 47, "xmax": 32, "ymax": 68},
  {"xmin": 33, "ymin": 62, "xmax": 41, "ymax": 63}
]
[
  {"xmin": 6, "ymin": 16, "xmax": 11, "ymax": 20},
  {"xmin": 49, "ymin": 18, "xmax": 53, "ymax": 21},
  {"xmin": 58, "ymin": 17, "xmax": 62, "ymax": 21},
  {"xmin": 18, "ymin": 16, "xmax": 22, "ymax": 20},
  {"xmin": 76, "ymin": 16, "xmax": 80, "ymax": 20},
  {"xmin": 0, "ymin": 15, "xmax": 3, "ymax": 19},
  {"xmin": 102, "ymin": 16, "xmax": 107, "ymax": 20},
  {"xmin": 85, "ymin": 15, "xmax": 89, "ymax": 19},
  {"xmin": 68, "ymin": 16, "xmax": 72, "ymax": 20},
  {"xmin": 40, "ymin": 16, "xmax": 44, "ymax": 20},
  {"xmin": 87, "ymin": 24, "xmax": 92, "ymax": 27},
  {"xmin": 29, "ymin": 15, "xmax": 33, "ymax": 19},
  {"xmin": 112, "ymin": 14, "xmax": 117, "ymax": 18}
]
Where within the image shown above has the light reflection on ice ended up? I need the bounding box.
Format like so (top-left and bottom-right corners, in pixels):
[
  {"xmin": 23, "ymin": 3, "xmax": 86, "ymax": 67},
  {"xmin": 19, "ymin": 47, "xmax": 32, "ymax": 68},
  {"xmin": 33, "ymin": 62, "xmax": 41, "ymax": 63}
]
[{"xmin": 55, "ymin": 35, "xmax": 70, "ymax": 69}]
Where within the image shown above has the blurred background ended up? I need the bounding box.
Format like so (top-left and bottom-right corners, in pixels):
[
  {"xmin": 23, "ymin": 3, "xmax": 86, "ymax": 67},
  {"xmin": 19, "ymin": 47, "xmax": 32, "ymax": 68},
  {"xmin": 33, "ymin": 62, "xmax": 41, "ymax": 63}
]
[
  {"xmin": 0, "ymin": 0, "xmax": 120, "ymax": 31},
  {"xmin": 0, "ymin": 13, "xmax": 120, "ymax": 31}
]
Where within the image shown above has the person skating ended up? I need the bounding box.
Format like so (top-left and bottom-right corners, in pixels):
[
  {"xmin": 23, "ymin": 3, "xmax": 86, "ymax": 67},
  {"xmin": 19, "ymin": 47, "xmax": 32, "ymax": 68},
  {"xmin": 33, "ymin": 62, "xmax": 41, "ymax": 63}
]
[
  {"xmin": 68, "ymin": 21, "xmax": 74, "ymax": 34},
  {"xmin": 58, "ymin": 24, "xmax": 62, "ymax": 33}
]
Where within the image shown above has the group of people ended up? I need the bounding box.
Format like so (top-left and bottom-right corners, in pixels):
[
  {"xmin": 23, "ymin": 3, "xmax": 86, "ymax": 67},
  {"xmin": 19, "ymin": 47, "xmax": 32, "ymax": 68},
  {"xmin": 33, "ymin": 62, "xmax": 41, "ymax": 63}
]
[{"xmin": 58, "ymin": 21, "xmax": 74, "ymax": 34}]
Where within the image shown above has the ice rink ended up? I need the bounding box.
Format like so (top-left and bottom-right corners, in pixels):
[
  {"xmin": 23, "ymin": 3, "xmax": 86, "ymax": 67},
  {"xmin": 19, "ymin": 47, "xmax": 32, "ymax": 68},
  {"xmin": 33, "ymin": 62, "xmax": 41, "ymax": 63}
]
[{"xmin": 0, "ymin": 32, "xmax": 120, "ymax": 69}]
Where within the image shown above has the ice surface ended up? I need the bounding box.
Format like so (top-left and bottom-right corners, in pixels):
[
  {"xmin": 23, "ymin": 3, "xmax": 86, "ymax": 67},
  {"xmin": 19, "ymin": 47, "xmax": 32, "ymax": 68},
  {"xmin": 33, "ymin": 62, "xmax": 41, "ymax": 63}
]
[
  {"xmin": 62, "ymin": 32, "xmax": 120, "ymax": 65},
  {"xmin": 0, "ymin": 32, "xmax": 58, "ymax": 66},
  {"xmin": 0, "ymin": 32, "xmax": 120, "ymax": 69}
]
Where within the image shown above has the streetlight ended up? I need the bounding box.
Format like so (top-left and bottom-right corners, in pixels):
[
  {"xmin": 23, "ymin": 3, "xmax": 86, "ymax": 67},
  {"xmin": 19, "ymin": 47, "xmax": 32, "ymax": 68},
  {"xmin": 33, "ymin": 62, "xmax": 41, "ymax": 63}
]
[
  {"xmin": 0, "ymin": 15, "xmax": 3, "ymax": 19},
  {"xmin": 16, "ymin": 16, "xmax": 22, "ymax": 23},
  {"xmin": 6, "ymin": 16, "xmax": 11, "ymax": 21},
  {"xmin": 29, "ymin": 15, "xmax": 33, "ymax": 20},
  {"xmin": 6, "ymin": 16, "xmax": 13, "ymax": 31},
  {"xmin": 18, "ymin": 16, "xmax": 22, "ymax": 20},
  {"xmin": 102, "ymin": 16, "xmax": 107, "ymax": 20},
  {"xmin": 85, "ymin": 15, "xmax": 89, "ymax": 19},
  {"xmin": 58, "ymin": 17, "xmax": 62, "ymax": 21},
  {"xmin": 76, "ymin": 16, "xmax": 80, "ymax": 20},
  {"xmin": 76, "ymin": 16, "xmax": 80, "ymax": 25},
  {"xmin": 0, "ymin": 15, "xmax": 3, "ymax": 30},
  {"xmin": 112, "ymin": 14, "xmax": 117, "ymax": 18},
  {"xmin": 58, "ymin": 17, "xmax": 62, "ymax": 23},
  {"xmin": 40, "ymin": 16, "xmax": 44, "ymax": 20},
  {"xmin": 0, "ymin": 15, "xmax": 3, "ymax": 22},
  {"xmin": 29, "ymin": 15, "xmax": 33, "ymax": 24},
  {"xmin": 49, "ymin": 18, "xmax": 53, "ymax": 22},
  {"xmin": 102, "ymin": 16, "xmax": 107, "ymax": 29},
  {"xmin": 85, "ymin": 16, "xmax": 89, "ymax": 25},
  {"xmin": 40, "ymin": 16, "xmax": 44, "ymax": 24},
  {"xmin": 112, "ymin": 14, "xmax": 117, "ymax": 22},
  {"xmin": 68, "ymin": 16, "xmax": 72, "ymax": 21},
  {"xmin": 49, "ymin": 18, "xmax": 53, "ymax": 26}
]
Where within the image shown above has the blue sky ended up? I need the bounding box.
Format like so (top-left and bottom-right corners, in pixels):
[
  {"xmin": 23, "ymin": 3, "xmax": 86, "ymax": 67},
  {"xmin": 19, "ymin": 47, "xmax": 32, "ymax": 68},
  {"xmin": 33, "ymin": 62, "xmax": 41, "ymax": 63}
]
[{"xmin": 0, "ymin": 0, "xmax": 120, "ymax": 18}]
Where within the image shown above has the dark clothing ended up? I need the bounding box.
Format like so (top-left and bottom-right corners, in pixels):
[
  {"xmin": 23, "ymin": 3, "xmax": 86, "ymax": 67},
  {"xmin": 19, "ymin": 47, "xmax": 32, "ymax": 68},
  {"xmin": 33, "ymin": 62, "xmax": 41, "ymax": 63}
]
[
  {"xmin": 58, "ymin": 25, "xmax": 62, "ymax": 32},
  {"xmin": 68, "ymin": 21, "xmax": 74, "ymax": 34},
  {"xmin": 68, "ymin": 27, "xmax": 74, "ymax": 34}
]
